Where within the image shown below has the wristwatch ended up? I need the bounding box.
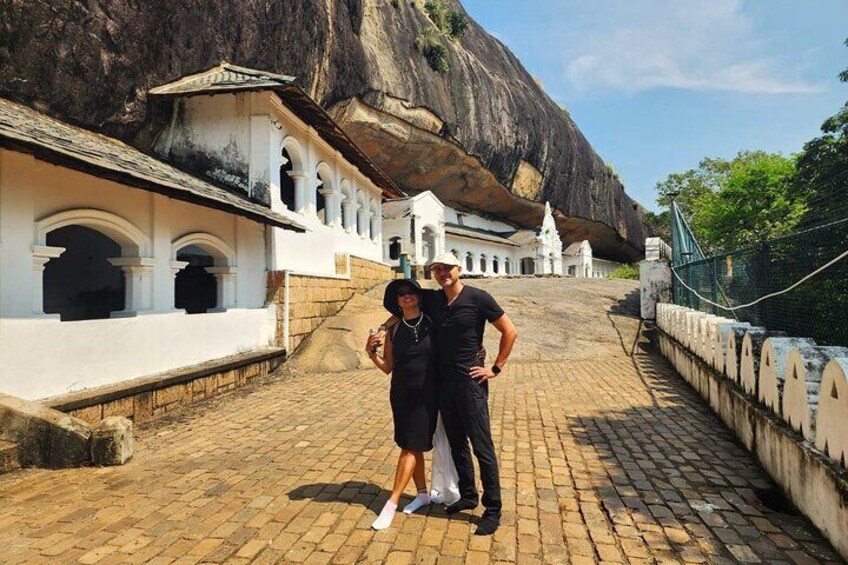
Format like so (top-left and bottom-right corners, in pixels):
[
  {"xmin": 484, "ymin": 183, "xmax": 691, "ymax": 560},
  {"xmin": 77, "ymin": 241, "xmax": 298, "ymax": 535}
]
[{"xmin": 491, "ymin": 364, "xmax": 502, "ymax": 375}]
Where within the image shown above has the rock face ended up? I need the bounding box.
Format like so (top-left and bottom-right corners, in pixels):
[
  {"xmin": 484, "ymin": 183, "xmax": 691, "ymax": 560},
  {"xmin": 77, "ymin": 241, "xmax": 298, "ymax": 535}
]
[{"xmin": 0, "ymin": 0, "xmax": 645, "ymax": 261}]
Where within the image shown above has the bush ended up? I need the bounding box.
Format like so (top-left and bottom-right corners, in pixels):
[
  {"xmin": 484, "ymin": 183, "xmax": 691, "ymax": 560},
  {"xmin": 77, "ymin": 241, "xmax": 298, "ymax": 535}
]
[
  {"xmin": 424, "ymin": 0, "xmax": 448, "ymax": 30},
  {"xmin": 446, "ymin": 10, "xmax": 468, "ymax": 38},
  {"xmin": 423, "ymin": 0, "xmax": 468, "ymax": 39},
  {"xmin": 609, "ymin": 264, "xmax": 639, "ymax": 280},
  {"xmin": 415, "ymin": 30, "xmax": 450, "ymax": 73}
]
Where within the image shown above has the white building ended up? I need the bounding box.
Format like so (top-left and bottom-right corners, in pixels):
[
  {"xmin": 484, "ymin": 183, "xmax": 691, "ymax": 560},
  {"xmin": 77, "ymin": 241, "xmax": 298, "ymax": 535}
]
[
  {"xmin": 383, "ymin": 192, "xmax": 564, "ymax": 277},
  {"xmin": 562, "ymin": 240, "xmax": 623, "ymax": 278},
  {"xmin": 0, "ymin": 64, "xmax": 403, "ymax": 401},
  {"xmin": 149, "ymin": 64, "xmax": 401, "ymax": 276}
]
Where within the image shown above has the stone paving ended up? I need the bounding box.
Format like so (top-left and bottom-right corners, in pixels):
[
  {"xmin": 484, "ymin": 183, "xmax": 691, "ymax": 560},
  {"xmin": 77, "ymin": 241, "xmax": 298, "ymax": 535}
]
[{"xmin": 0, "ymin": 326, "xmax": 843, "ymax": 563}]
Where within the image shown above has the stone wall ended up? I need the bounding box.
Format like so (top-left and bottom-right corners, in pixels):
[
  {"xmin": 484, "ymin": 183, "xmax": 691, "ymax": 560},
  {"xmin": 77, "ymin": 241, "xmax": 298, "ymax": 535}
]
[
  {"xmin": 47, "ymin": 349, "xmax": 285, "ymax": 426},
  {"xmin": 654, "ymin": 304, "xmax": 848, "ymax": 560},
  {"xmin": 268, "ymin": 255, "xmax": 397, "ymax": 354}
]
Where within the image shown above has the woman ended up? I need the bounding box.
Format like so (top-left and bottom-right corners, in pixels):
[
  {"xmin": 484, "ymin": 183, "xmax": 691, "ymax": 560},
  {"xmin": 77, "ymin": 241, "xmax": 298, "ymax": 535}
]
[{"xmin": 365, "ymin": 279, "xmax": 438, "ymax": 530}]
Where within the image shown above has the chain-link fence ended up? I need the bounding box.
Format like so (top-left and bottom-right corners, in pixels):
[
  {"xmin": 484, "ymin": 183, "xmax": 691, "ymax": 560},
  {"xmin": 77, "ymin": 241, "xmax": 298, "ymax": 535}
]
[{"xmin": 673, "ymin": 217, "xmax": 848, "ymax": 346}]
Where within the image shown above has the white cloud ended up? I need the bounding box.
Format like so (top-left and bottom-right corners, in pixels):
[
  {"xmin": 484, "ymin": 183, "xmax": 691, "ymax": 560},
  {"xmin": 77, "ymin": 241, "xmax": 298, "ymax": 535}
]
[{"xmin": 563, "ymin": 0, "xmax": 822, "ymax": 95}]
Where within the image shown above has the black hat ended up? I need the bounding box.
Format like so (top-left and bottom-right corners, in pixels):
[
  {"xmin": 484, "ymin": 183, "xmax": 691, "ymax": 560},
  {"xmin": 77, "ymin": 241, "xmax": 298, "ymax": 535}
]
[{"xmin": 383, "ymin": 278, "xmax": 422, "ymax": 317}]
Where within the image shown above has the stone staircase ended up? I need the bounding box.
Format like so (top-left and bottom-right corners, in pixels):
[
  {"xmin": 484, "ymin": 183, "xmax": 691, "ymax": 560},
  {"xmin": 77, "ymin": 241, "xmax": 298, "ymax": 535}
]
[{"xmin": 0, "ymin": 440, "xmax": 20, "ymax": 475}]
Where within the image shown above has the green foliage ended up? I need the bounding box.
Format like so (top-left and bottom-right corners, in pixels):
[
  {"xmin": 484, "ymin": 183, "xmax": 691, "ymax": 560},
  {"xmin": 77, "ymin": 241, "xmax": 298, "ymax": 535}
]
[
  {"xmin": 423, "ymin": 0, "xmax": 448, "ymax": 30},
  {"xmin": 655, "ymin": 151, "xmax": 806, "ymax": 253},
  {"xmin": 609, "ymin": 264, "xmax": 639, "ymax": 280},
  {"xmin": 415, "ymin": 29, "xmax": 450, "ymax": 73},
  {"xmin": 559, "ymin": 104, "xmax": 570, "ymax": 118},
  {"xmin": 446, "ymin": 9, "xmax": 468, "ymax": 38},
  {"xmin": 423, "ymin": 0, "xmax": 468, "ymax": 39},
  {"xmin": 604, "ymin": 163, "xmax": 619, "ymax": 181},
  {"xmin": 642, "ymin": 210, "xmax": 671, "ymax": 241},
  {"xmin": 793, "ymin": 37, "xmax": 848, "ymax": 226}
]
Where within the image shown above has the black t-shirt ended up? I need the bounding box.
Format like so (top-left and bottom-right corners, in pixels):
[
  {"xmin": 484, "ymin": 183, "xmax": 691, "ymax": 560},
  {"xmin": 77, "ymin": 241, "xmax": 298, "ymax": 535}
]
[{"xmin": 421, "ymin": 286, "xmax": 505, "ymax": 380}]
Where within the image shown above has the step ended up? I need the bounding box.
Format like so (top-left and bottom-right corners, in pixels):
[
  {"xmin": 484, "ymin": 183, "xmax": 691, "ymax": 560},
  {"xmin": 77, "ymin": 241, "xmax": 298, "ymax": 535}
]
[{"xmin": 0, "ymin": 440, "xmax": 20, "ymax": 475}]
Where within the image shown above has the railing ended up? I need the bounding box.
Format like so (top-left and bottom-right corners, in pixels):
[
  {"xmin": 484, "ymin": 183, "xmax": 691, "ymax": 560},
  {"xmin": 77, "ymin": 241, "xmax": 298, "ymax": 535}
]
[{"xmin": 672, "ymin": 217, "xmax": 848, "ymax": 346}]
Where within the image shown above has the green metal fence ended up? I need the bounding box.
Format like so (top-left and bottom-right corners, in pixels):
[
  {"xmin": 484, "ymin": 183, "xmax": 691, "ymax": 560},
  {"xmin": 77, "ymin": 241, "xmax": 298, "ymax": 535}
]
[{"xmin": 672, "ymin": 217, "xmax": 848, "ymax": 346}]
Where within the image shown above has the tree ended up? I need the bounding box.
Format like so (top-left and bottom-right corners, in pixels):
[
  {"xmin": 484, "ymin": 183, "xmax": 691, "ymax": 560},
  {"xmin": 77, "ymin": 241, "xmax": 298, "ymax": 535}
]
[
  {"xmin": 690, "ymin": 153, "xmax": 803, "ymax": 252},
  {"xmin": 794, "ymin": 38, "xmax": 848, "ymax": 226},
  {"xmin": 654, "ymin": 151, "xmax": 804, "ymax": 253},
  {"xmin": 655, "ymin": 156, "xmax": 731, "ymax": 218},
  {"xmin": 642, "ymin": 210, "xmax": 671, "ymax": 241}
]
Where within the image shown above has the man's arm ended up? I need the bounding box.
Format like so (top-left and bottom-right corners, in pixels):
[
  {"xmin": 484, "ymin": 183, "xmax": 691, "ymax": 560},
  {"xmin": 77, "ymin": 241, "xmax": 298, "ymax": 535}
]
[{"xmin": 469, "ymin": 314, "xmax": 517, "ymax": 384}]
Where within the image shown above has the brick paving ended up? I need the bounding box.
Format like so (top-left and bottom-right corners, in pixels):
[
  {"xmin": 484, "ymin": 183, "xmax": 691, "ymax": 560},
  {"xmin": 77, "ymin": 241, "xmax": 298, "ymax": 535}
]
[{"xmin": 0, "ymin": 333, "xmax": 843, "ymax": 563}]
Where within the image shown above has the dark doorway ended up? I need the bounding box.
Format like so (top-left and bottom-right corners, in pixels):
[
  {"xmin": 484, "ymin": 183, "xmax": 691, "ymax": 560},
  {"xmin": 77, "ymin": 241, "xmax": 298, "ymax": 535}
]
[
  {"xmin": 280, "ymin": 148, "xmax": 296, "ymax": 210},
  {"xmin": 175, "ymin": 245, "xmax": 217, "ymax": 314}
]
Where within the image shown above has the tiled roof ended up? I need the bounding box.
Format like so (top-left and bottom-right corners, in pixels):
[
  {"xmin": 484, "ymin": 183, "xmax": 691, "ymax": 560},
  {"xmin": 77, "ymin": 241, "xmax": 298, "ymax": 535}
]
[
  {"xmin": 0, "ymin": 97, "xmax": 306, "ymax": 232},
  {"xmin": 149, "ymin": 63, "xmax": 404, "ymax": 200},
  {"xmin": 444, "ymin": 223, "xmax": 522, "ymax": 247},
  {"xmin": 382, "ymin": 198, "xmax": 412, "ymax": 219},
  {"xmin": 564, "ymin": 241, "xmax": 587, "ymax": 256}
]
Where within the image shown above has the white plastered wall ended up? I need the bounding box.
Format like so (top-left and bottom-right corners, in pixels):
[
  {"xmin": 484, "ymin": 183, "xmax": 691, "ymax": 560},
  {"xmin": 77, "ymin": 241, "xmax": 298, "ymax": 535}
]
[
  {"xmin": 0, "ymin": 149, "xmax": 274, "ymax": 400},
  {"xmin": 160, "ymin": 91, "xmax": 387, "ymax": 276}
]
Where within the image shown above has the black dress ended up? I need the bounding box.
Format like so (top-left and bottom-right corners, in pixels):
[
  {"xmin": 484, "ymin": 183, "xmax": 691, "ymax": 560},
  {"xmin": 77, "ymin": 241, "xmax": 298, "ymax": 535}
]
[{"xmin": 390, "ymin": 316, "xmax": 438, "ymax": 451}]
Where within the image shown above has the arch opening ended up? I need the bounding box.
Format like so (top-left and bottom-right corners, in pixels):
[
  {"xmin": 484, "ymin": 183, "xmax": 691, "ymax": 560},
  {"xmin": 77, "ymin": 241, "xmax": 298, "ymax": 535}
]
[
  {"xmin": 175, "ymin": 244, "xmax": 217, "ymax": 314},
  {"xmin": 44, "ymin": 225, "xmax": 125, "ymax": 321}
]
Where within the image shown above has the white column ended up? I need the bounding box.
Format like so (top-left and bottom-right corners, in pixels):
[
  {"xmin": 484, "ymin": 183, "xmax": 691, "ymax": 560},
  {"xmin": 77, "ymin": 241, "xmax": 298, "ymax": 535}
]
[
  {"xmin": 358, "ymin": 208, "xmax": 370, "ymax": 239},
  {"xmin": 334, "ymin": 191, "xmax": 344, "ymax": 229},
  {"xmin": 108, "ymin": 257, "xmax": 156, "ymax": 316},
  {"xmin": 290, "ymin": 171, "xmax": 308, "ymax": 215},
  {"xmin": 207, "ymin": 266, "xmax": 239, "ymax": 311},
  {"xmin": 169, "ymin": 260, "xmax": 190, "ymax": 311},
  {"xmin": 373, "ymin": 201, "xmax": 383, "ymax": 241},
  {"xmin": 31, "ymin": 245, "xmax": 65, "ymax": 316},
  {"xmin": 320, "ymin": 189, "xmax": 335, "ymax": 226},
  {"xmin": 344, "ymin": 196, "xmax": 356, "ymax": 234}
]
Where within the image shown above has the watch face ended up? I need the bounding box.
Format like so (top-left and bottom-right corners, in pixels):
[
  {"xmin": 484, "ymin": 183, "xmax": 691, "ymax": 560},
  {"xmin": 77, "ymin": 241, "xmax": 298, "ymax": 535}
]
[{"xmin": 492, "ymin": 365, "xmax": 501, "ymax": 375}]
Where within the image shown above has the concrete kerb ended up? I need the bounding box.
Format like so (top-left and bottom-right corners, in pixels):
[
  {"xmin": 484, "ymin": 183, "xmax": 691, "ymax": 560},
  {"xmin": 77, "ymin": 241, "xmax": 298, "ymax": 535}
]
[{"xmin": 0, "ymin": 393, "xmax": 132, "ymax": 469}]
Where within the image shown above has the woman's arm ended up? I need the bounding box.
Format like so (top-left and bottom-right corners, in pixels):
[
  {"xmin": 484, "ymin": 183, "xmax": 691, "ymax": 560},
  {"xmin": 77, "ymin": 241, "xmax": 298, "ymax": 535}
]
[
  {"xmin": 369, "ymin": 334, "xmax": 393, "ymax": 374},
  {"xmin": 366, "ymin": 329, "xmax": 393, "ymax": 375}
]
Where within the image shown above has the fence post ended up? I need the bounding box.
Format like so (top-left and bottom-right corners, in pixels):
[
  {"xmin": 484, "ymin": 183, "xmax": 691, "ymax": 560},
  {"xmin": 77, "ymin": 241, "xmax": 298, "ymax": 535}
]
[{"xmin": 711, "ymin": 257, "xmax": 720, "ymax": 315}]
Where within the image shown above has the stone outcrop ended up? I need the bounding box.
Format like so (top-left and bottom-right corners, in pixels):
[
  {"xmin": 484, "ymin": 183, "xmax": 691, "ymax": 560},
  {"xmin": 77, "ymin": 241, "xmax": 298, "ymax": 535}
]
[{"xmin": 0, "ymin": 0, "xmax": 646, "ymax": 261}]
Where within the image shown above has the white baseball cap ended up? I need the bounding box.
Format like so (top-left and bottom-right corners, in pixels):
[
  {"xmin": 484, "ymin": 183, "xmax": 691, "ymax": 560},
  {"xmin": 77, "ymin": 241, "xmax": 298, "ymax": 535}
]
[{"xmin": 427, "ymin": 252, "xmax": 462, "ymax": 270}]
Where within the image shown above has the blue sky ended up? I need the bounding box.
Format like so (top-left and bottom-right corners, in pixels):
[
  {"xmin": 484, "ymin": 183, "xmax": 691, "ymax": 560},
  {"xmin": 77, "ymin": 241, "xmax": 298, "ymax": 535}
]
[{"xmin": 461, "ymin": 0, "xmax": 848, "ymax": 212}]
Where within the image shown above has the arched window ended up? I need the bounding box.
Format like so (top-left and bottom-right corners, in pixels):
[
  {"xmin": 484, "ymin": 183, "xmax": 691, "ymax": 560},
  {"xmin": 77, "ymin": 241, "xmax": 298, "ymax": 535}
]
[
  {"xmin": 280, "ymin": 148, "xmax": 296, "ymax": 211},
  {"xmin": 171, "ymin": 233, "xmax": 237, "ymax": 313},
  {"xmin": 466, "ymin": 252, "xmax": 474, "ymax": 271},
  {"xmin": 504, "ymin": 258, "xmax": 511, "ymax": 275},
  {"xmin": 521, "ymin": 257, "xmax": 535, "ymax": 275},
  {"xmin": 175, "ymin": 245, "xmax": 217, "ymax": 314},
  {"xmin": 43, "ymin": 226, "xmax": 125, "ymax": 321},
  {"xmin": 480, "ymin": 254, "xmax": 487, "ymax": 273},
  {"xmin": 493, "ymin": 256, "xmax": 500, "ymax": 274},
  {"xmin": 450, "ymin": 249, "xmax": 459, "ymax": 259}
]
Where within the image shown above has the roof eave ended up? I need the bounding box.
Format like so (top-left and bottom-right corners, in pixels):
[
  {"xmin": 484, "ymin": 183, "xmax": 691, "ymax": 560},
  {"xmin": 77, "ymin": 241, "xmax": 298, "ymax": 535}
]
[{"xmin": 0, "ymin": 135, "xmax": 306, "ymax": 233}]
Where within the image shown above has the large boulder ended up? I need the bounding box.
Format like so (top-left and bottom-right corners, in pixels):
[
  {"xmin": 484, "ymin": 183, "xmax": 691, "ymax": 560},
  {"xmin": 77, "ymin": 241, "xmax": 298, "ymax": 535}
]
[{"xmin": 0, "ymin": 0, "xmax": 646, "ymax": 261}]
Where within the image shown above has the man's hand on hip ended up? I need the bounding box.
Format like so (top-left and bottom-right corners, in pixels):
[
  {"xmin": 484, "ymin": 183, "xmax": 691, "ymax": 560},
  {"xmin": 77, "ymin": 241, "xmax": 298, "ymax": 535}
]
[{"xmin": 469, "ymin": 365, "xmax": 496, "ymax": 384}]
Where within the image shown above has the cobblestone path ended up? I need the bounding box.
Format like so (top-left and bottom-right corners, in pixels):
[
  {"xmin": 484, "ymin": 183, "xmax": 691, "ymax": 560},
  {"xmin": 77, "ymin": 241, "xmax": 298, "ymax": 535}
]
[{"xmin": 0, "ymin": 316, "xmax": 843, "ymax": 563}]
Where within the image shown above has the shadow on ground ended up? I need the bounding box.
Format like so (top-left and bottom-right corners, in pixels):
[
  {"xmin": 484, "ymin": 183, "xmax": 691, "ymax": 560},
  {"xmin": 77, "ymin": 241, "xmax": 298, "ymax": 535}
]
[{"xmin": 288, "ymin": 481, "xmax": 474, "ymax": 523}]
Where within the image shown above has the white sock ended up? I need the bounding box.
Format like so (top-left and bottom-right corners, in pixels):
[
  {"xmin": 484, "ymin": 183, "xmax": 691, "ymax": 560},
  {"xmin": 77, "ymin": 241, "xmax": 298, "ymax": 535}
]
[
  {"xmin": 403, "ymin": 492, "xmax": 431, "ymax": 514},
  {"xmin": 371, "ymin": 500, "xmax": 398, "ymax": 531}
]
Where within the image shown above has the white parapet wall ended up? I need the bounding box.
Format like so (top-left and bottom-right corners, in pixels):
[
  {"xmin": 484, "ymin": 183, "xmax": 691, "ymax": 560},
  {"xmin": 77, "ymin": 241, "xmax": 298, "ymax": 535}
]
[
  {"xmin": 654, "ymin": 303, "xmax": 848, "ymax": 560},
  {"xmin": 0, "ymin": 309, "xmax": 274, "ymax": 400}
]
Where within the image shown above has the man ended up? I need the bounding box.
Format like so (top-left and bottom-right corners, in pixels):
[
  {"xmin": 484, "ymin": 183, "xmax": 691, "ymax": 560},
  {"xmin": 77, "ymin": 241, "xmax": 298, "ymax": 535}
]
[{"xmin": 422, "ymin": 252, "xmax": 518, "ymax": 536}]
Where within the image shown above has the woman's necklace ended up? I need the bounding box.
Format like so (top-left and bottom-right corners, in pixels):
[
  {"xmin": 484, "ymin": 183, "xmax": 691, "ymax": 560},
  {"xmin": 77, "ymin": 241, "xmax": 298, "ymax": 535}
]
[{"xmin": 402, "ymin": 314, "xmax": 424, "ymax": 343}]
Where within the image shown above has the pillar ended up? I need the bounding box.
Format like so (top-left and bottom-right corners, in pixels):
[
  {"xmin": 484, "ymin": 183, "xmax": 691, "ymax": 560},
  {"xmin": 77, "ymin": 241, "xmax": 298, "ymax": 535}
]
[
  {"xmin": 169, "ymin": 260, "xmax": 190, "ymax": 311},
  {"xmin": 290, "ymin": 171, "xmax": 308, "ymax": 215},
  {"xmin": 108, "ymin": 257, "xmax": 156, "ymax": 316},
  {"xmin": 206, "ymin": 266, "xmax": 239, "ymax": 311},
  {"xmin": 31, "ymin": 245, "xmax": 65, "ymax": 316}
]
